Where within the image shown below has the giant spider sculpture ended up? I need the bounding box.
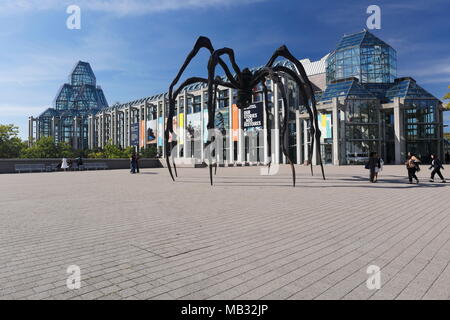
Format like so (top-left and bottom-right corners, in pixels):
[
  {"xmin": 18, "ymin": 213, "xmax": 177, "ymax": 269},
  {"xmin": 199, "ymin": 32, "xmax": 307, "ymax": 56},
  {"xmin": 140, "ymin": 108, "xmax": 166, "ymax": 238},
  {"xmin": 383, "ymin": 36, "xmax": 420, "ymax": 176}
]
[{"xmin": 164, "ymin": 36, "xmax": 325, "ymax": 187}]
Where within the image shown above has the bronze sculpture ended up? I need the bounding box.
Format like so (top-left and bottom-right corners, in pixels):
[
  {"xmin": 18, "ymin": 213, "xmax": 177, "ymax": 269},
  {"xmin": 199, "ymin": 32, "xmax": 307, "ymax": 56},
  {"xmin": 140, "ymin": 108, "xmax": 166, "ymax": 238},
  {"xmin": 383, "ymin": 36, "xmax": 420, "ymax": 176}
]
[{"xmin": 165, "ymin": 36, "xmax": 325, "ymax": 186}]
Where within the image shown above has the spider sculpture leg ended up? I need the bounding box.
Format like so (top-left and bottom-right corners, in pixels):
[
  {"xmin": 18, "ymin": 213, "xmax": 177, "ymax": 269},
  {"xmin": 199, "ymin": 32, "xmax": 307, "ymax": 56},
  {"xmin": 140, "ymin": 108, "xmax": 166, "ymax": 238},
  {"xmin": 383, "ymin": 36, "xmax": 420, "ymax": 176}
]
[
  {"xmin": 205, "ymin": 48, "xmax": 241, "ymax": 185},
  {"xmin": 261, "ymin": 80, "xmax": 272, "ymax": 173},
  {"xmin": 271, "ymin": 65, "xmax": 316, "ymax": 176},
  {"xmin": 265, "ymin": 45, "xmax": 325, "ymax": 180},
  {"xmin": 213, "ymin": 78, "xmax": 219, "ymax": 176},
  {"xmin": 166, "ymin": 36, "xmax": 238, "ymax": 182},
  {"xmin": 274, "ymin": 74, "xmax": 296, "ymax": 187},
  {"xmin": 254, "ymin": 67, "xmax": 296, "ymax": 187}
]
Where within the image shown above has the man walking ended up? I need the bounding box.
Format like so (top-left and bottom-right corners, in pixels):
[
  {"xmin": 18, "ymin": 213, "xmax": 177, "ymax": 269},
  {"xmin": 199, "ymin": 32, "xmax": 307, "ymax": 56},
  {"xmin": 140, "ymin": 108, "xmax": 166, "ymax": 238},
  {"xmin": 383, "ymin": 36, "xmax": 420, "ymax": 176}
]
[{"xmin": 429, "ymin": 154, "xmax": 446, "ymax": 183}]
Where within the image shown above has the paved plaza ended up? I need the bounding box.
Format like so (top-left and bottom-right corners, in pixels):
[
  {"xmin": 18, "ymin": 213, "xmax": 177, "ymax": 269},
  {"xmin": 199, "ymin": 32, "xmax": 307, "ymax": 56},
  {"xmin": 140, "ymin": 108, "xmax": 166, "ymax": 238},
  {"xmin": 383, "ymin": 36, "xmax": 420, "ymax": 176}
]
[{"xmin": 0, "ymin": 165, "xmax": 449, "ymax": 300}]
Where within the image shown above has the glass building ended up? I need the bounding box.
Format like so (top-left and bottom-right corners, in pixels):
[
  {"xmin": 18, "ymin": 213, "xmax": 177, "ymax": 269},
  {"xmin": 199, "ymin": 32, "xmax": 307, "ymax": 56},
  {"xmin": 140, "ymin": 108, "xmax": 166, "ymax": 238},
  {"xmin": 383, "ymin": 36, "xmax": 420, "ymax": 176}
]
[
  {"xmin": 299, "ymin": 30, "xmax": 445, "ymax": 165},
  {"xmin": 29, "ymin": 30, "xmax": 445, "ymax": 165},
  {"xmin": 28, "ymin": 61, "xmax": 108, "ymax": 149}
]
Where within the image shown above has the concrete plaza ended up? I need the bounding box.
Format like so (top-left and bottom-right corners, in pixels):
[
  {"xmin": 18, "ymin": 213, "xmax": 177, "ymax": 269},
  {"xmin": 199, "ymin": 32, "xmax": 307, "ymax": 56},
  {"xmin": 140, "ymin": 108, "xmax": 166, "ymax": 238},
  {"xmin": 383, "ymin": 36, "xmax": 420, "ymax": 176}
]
[{"xmin": 0, "ymin": 165, "xmax": 449, "ymax": 300}]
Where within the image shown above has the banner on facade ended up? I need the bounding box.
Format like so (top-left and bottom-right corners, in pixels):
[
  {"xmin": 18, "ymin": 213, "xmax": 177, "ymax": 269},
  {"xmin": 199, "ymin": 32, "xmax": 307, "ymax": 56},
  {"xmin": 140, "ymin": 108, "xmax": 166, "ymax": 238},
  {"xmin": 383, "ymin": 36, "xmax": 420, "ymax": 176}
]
[
  {"xmin": 130, "ymin": 123, "xmax": 139, "ymax": 146},
  {"xmin": 242, "ymin": 102, "xmax": 263, "ymax": 131},
  {"xmin": 147, "ymin": 120, "xmax": 157, "ymax": 144},
  {"xmin": 157, "ymin": 117, "xmax": 163, "ymax": 146},
  {"xmin": 203, "ymin": 109, "xmax": 209, "ymax": 143},
  {"xmin": 232, "ymin": 104, "xmax": 239, "ymax": 142},
  {"xmin": 178, "ymin": 113, "xmax": 184, "ymax": 145},
  {"xmin": 186, "ymin": 112, "xmax": 201, "ymax": 141},
  {"xmin": 139, "ymin": 120, "xmax": 146, "ymax": 148},
  {"xmin": 318, "ymin": 113, "xmax": 332, "ymax": 140}
]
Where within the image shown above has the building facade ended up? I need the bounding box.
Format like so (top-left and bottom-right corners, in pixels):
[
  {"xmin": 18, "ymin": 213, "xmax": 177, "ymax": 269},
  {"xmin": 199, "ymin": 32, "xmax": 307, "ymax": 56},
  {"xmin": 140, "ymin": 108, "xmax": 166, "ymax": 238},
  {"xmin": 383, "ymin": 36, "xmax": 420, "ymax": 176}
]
[{"xmin": 29, "ymin": 30, "xmax": 445, "ymax": 165}]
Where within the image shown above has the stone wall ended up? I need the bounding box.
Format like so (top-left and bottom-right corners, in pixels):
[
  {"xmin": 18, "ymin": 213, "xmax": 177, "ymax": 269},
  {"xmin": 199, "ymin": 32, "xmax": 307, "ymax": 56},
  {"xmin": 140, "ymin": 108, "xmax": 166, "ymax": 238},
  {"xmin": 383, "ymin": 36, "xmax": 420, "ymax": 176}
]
[{"xmin": 0, "ymin": 158, "xmax": 163, "ymax": 174}]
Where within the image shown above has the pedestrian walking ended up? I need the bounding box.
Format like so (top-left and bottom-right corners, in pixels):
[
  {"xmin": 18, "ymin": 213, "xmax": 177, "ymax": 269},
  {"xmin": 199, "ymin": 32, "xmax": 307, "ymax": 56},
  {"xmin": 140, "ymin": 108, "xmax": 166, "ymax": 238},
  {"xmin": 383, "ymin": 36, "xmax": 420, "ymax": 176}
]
[
  {"xmin": 405, "ymin": 152, "xmax": 420, "ymax": 184},
  {"xmin": 429, "ymin": 154, "xmax": 446, "ymax": 183},
  {"xmin": 374, "ymin": 155, "xmax": 384, "ymax": 182},
  {"xmin": 130, "ymin": 152, "xmax": 137, "ymax": 174},
  {"xmin": 366, "ymin": 152, "xmax": 381, "ymax": 183}
]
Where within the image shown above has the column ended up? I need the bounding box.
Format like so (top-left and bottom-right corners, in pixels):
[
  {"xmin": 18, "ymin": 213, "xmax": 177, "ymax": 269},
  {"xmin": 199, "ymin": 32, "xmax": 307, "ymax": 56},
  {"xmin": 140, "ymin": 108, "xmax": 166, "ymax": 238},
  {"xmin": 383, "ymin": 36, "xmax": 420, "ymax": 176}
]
[
  {"xmin": 28, "ymin": 117, "xmax": 33, "ymax": 146},
  {"xmin": 73, "ymin": 117, "xmax": 78, "ymax": 149},
  {"xmin": 183, "ymin": 92, "xmax": 188, "ymax": 160},
  {"xmin": 332, "ymin": 98, "xmax": 340, "ymax": 165},
  {"xmin": 296, "ymin": 110, "xmax": 302, "ymax": 165},
  {"xmin": 228, "ymin": 89, "xmax": 234, "ymax": 165},
  {"xmin": 273, "ymin": 81, "xmax": 280, "ymax": 164},
  {"xmin": 393, "ymin": 97, "xmax": 405, "ymax": 164},
  {"xmin": 200, "ymin": 89, "xmax": 205, "ymax": 162},
  {"xmin": 36, "ymin": 119, "xmax": 41, "ymax": 141},
  {"xmin": 127, "ymin": 107, "xmax": 132, "ymax": 148}
]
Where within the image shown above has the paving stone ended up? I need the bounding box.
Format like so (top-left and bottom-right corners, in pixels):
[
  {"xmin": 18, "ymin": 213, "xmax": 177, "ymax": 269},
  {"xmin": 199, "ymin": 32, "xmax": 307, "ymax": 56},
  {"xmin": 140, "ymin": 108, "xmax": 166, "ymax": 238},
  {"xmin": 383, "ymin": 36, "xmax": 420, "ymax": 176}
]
[{"xmin": 0, "ymin": 166, "xmax": 448, "ymax": 300}]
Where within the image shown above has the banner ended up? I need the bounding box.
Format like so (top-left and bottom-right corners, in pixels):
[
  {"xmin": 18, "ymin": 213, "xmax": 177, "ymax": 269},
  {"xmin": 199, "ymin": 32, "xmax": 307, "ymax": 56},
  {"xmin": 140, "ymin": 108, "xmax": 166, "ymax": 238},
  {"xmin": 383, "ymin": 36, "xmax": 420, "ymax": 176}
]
[
  {"xmin": 186, "ymin": 112, "xmax": 201, "ymax": 141},
  {"xmin": 178, "ymin": 113, "xmax": 184, "ymax": 145},
  {"xmin": 318, "ymin": 113, "xmax": 332, "ymax": 140},
  {"xmin": 232, "ymin": 104, "xmax": 239, "ymax": 142},
  {"xmin": 242, "ymin": 102, "xmax": 263, "ymax": 131},
  {"xmin": 203, "ymin": 109, "xmax": 209, "ymax": 143},
  {"xmin": 130, "ymin": 123, "xmax": 139, "ymax": 146},
  {"xmin": 139, "ymin": 120, "xmax": 146, "ymax": 148},
  {"xmin": 146, "ymin": 120, "xmax": 157, "ymax": 144},
  {"xmin": 157, "ymin": 117, "xmax": 164, "ymax": 146}
]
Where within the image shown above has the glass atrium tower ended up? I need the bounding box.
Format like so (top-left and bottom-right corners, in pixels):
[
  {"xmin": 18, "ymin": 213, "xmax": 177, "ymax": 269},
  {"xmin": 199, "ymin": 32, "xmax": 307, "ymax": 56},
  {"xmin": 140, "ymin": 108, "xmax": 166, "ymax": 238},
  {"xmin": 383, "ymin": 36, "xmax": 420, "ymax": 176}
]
[
  {"xmin": 326, "ymin": 30, "xmax": 397, "ymax": 84},
  {"xmin": 298, "ymin": 30, "xmax": 445, "ymax": 165},
  {"xmin": 28, "ymin": 61, "xmax": 108, "ymax": 149}
]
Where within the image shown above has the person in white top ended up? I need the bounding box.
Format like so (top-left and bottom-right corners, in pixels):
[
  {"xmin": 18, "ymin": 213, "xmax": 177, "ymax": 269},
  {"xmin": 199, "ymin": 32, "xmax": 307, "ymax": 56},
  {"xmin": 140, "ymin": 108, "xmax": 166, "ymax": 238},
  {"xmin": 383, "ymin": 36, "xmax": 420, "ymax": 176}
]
[{"xmin": 61, "ymin": 157, "xmax": 69, "ymax": 171}]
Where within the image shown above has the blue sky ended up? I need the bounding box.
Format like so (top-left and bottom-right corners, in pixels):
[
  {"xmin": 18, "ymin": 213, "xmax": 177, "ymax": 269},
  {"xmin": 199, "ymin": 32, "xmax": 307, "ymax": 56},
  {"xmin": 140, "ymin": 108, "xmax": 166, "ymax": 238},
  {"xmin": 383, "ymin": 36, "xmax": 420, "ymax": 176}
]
[{"xmin": 0, "ymin": 0, "xmax": 449, "ymax": 139}]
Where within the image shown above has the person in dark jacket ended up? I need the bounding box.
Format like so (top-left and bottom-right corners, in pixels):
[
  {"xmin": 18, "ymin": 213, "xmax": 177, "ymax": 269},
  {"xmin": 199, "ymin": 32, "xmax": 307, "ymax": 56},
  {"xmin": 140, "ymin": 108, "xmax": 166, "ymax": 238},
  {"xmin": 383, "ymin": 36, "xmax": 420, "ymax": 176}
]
[
  {"xmin": 135, "ymin": 153, "xmax": 140, "ymax": 173},
  {"xmin": 405, "ymin": 152, "xmax": 420, "ymax": 184},
  {"xmin": 130, "ymin": 152, "xmax": 137, "ymax": 174},
  {"xmin": 429, "ymin": 154, "xmax": 446, "ymax": 183},
  {"xmin": 367, "ymin": 152, "xmax": 381, "ymax": 183}
]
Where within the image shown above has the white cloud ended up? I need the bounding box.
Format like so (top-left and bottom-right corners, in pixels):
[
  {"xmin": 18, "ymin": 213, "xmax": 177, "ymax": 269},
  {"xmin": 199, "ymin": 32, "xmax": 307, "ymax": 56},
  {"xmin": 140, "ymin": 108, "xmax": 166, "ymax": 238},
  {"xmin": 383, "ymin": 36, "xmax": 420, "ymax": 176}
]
[
  {"xmin": 0, "ymin": 104, "xmax": 46, "ymax": 117},
  {"xmin": 0, "ymin": 0, "xmax": 265, "ymax": 16}
]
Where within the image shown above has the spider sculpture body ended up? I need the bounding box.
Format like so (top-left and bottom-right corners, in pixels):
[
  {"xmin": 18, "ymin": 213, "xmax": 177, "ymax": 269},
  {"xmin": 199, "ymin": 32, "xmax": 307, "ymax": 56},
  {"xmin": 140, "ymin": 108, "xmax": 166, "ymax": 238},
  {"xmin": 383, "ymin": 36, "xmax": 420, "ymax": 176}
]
[{"xmin": 164, "ymin": 36, "xmax": 325, "ymax": 186}]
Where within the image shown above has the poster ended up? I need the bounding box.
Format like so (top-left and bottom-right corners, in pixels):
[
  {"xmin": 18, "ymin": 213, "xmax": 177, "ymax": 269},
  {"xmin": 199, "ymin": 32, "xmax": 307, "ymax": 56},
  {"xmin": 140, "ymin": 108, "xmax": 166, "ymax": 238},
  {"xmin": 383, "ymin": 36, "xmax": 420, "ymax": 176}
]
[
  {"xmin": 203, "ymin": 109, "xmax": 209, "ymax": 143},
  {"xmin": 215, "ymin": 109, "xmax": 229, "ymax": 135},
  {"xmin": 232, "ymin": 104, "xmax": 239, "ymax": 142},
  {"xmin": 178, "ymin": 113, "xmax": 184, "ymax": 145},
  {"xmin": 186, "ymin": 112, "xmax": 201, "ymax": 141},
  {"xmin": 130, "ymin": 123, "xmax": 139, "ymax": 146},
  {"xmin": 242, "ymin": 102, "xmax": 263, "ymax": 131},
  {"xmin": 139, "ymin": 120, "xmax": 146, "ymax": 148},
  {"xmin": 146, "ymin": 119, "xmax": 157, "ymax": 144},
  {"xmin": 318, "ymin": 113, "xmax": 332, "ymax": 139},
  {"xmin": 157, "ymin": 117, "xmax": 163, "ymax": 146}
]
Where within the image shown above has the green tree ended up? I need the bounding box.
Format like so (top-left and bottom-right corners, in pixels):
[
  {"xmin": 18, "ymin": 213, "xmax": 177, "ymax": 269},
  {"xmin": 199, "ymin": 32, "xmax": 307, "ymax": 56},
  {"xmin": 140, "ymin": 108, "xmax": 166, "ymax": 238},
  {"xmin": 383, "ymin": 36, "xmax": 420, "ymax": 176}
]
[
  {"xmin": 21, "ymin": 136, "xmax": 75, "ymax": 158},
  {"xmin": 444, "ymin": 85, "xmax": 450, "ymax": 110},
  {"xmin": 86, "ymin": 140, "xmax": 135, "ymax": 158},
  {"xmin": 140, "ymin": 144, "xmax": 157, "ymax": 158},
  {"xmin": 0, "ymin": 124, "xmax": 27, "ymax": 158}
]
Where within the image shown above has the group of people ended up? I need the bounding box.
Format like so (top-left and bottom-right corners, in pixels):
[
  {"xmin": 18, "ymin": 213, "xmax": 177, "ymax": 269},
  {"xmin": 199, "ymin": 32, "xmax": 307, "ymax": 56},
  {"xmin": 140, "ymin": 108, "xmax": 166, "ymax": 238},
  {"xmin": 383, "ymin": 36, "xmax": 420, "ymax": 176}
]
[
  {"xmin": 59, "ymin": 157, "xmax": 83, "ymax": 171},
  {"xmin": 130, "ymin": 152, "xmax": 140, "ymax": 174},
  {"xmin": 366, "ymin": 152, "xmax": 384, "ymax": 183},
  {"xmin": 366, "ymin": 152, "xmax": 446, "ymax": 184},
  {"xmin": 405, "ymin": 152, "xmax": 446, "ymax": 184}
]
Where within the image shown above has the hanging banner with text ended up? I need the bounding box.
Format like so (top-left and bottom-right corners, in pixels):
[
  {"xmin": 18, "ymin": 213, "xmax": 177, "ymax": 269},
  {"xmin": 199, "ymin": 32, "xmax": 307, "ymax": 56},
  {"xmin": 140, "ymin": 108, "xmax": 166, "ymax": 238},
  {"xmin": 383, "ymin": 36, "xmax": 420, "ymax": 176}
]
[{"xmin": 242, "ymin": 102, "xmax": 263, "ymax": 131}]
